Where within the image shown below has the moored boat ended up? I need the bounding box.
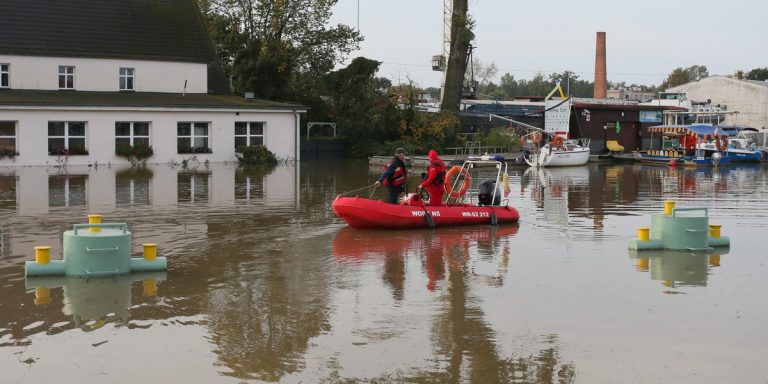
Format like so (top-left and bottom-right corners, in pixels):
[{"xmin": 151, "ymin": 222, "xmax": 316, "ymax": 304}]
[
  {"xmin": 635, "ymin": 124, "xmax": 731, "ymax": 167},
  {"xmin": 332, "ymin": 160, "xmax": 520, "ymax": 229}
]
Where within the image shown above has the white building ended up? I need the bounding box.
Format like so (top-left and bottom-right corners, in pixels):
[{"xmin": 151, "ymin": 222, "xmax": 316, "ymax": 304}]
[
  {"xmin": 667, "ymin": 76, "xmax": 768, "ymax": 129},
  {"xmin": 0, "ymin": 0, "xmax": 306, "ymax": 167}
]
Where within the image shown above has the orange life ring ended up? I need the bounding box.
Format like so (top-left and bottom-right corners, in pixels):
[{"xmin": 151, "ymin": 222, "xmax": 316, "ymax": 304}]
[
  {"xmin": 552, "ymin": 136, "xmax": 564, "ymax": 147},
  {"xmin": 531, "ymin": 132, "xmax": 542, "ymax": 144},
  {"xmin": 444, "ymin": 166, "xmax": 471, "ymax": 198}
]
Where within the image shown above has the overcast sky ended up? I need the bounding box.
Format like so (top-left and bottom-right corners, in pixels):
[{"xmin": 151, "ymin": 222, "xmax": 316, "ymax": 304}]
[{"xmin": 330, "ymin": 0, "xmax": 768, "ymax": 88}]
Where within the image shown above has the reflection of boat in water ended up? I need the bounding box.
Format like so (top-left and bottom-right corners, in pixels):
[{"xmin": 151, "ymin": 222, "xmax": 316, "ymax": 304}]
[
  {"xmin": 333, "ymin": 225, "xmax": 519, "ymax": 289},
  {"xmin": 26, "ymin": 272, "xmax": 165, "ymax": 330},
  {"xmin": 334, "ymin": 160, "xmax": 520, "ymax": 229},
  {"xmin": 628, "ymin": 249, "xmax": 727, "ymax": 289}
]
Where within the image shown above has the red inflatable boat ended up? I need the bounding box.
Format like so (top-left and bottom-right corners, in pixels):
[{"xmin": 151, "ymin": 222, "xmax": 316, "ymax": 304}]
[{"xmin": 332, "ymin": 195, "xmax": 520, "ymax": 229}]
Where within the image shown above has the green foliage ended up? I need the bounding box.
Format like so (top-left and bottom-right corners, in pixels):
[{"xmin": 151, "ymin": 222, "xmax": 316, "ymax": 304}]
[
  {"xmin": 321, "ymin": 57, "xmax": 400, "ymax": 157},
  {"xmin": 116, "ymin": 144, "xmax": 154, "ymax": 160},
  {"xmin": 200, "ymin": 0, "xmax": 362, "ymax": 100},
  {"xmin": 0, "ymin": 148, "xmax": 18, "ymax": 159},
  {"xmin": 177, "ymin": 147, "xmax": 213, "ymax": 154},
  {"xmin": 481, "ymin": 70, "xmax": 595, "ymax": 99},
  {"xmin": 235, "ymin": 145, "xmax": 278, "ymax": 165},
  {"xmin": 659, "ymin": 65, "xmax": 709, "ymax": 90},
  {"xmin": 746, "ymin": 67, "xmax": 768, "ymax": 81}
]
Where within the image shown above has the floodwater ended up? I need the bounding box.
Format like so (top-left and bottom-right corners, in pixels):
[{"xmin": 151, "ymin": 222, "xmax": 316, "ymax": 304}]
[{"xmin": 1, "ymin": 159, "xmax": 767, "ymax": 383}]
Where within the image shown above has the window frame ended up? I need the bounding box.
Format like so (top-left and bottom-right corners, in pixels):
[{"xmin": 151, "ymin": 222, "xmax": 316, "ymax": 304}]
[
  {"xmin": 0, "ymin": 121, "xmax": 16, "ymax": 154},
  {"xmin": 234, "ymin": 121, "xmax": 265, "ymax": 149},
  {"xmin": 177, "ymin": 122, "xmax": 211, "ymax": 153},
  {"xmin": 0, "ymin": 64, "xmax": 8, "ymax": 88},
  {"xmin": 119, "ymin": 67, "xmax": 135, "ymax": 91},
  {"xmin": 58, "ymin": 65, "xmax": 75, "ymax": 90},
  {"xmin": 48, "ymin": 121, "xmax": 87, "ymax": 155},
  {"xmin": 115, "ymin": 121, "xmax": 150, "ymax": 148}
]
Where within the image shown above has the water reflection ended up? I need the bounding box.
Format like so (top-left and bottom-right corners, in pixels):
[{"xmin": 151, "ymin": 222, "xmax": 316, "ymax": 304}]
[
  {"xmin": 334, "ymin": 225, "xmax": 518, "ymax": 292},
  {"xmin": 331, "ymin": 225, "xmax": 576, "ymax": 382},
  {"xmin": 628, "ymin": 248, "xmax": 729, "ymax": 291},
  {"xmin": 25, "ymin": 273, "xmax": 165, "ymax": 331}
]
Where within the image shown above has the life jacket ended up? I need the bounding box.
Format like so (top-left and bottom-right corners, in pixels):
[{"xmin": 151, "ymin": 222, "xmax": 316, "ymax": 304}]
[
  {"xmin": 430, "ymin": 161, "xmax": 446, "ymax": 186},
  {"xmin": 382, "ymin": 162, "xmax": 406, "ymax": 187}
]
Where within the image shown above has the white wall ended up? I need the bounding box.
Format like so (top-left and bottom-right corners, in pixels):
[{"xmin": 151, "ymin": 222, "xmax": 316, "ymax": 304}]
[
  {"xmin": 0, "ymin": 108, "xmax": 300, "ymax": 166},
  {"xmin": 0, "ymin": 55, "xmax": 207, "ymax": 93},
  {"xmin": 669, "ymin": 76, "xmax": 768, "ymax": 129}
]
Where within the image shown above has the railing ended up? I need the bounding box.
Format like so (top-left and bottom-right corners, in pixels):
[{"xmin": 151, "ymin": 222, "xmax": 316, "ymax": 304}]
[{"xmin": 444, "ymin": 142, "xmax": 515, "ymax": 156}]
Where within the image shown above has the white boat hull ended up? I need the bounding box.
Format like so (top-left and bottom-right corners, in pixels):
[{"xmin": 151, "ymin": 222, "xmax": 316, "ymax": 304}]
[{"xmin": 525, "ymin": 146, "xmax": 590, "ymax": 167}]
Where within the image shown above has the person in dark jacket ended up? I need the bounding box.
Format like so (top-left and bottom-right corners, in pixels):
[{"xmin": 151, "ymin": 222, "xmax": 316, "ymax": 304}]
[
  {"xmin": 374, "ymin": 148, "xmax": 408, "ymax": 204},
  {"xmin": 418, "ymin": 149, "xmax": 446, "ymax": 206}
]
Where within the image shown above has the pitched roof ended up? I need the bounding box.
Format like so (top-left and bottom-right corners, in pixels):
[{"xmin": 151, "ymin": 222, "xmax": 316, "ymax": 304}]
[
  {"xmin": 0, "ymin": 89, "xmax": 305, "ymax": 111},
  {"xmin": 0, "ymin": 0, "xmax": 229, "ymax": 94}
]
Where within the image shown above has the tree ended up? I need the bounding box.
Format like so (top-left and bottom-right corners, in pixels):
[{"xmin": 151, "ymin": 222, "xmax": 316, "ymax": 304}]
[
  {"xmin": 440, "ymin": 0, "xmax": 474, "ymax": 116},
  {"xmin": 199, "ymin": 0, "xmax": 362, "ymax": 99},
  {"xmin": 659, "ymin": 65, "xmax": 709, "ymax": 90},
  {"xmin": 746, "ymin": 67, "xmax": 768, "ymax": 81}
]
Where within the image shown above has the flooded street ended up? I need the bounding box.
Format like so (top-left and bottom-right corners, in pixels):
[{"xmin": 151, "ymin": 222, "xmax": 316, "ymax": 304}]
[{"xmin": 1, "ymin": 160, "xmax": 767, "ymax": 383}]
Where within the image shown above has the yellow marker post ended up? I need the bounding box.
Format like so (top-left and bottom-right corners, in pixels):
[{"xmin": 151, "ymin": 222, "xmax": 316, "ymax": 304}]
[
  {"xmin": 637, "ymin": 227, "xmax": 650, "ymax": 241},
  {"xmin": 709, "ymin": 255, "xmax": 721, "ymax": 267},
  {"xmin": 142, "ymin": 243, "xmax": 157, "ymax": 261},
  {"xmin": 709, "ymin": 224, "xmax": 722, "ymax": 239},
  {"xmin": 664, "ymin": 201, "xmax": 676, "ymax": 215},
  {"xmin": 34, "ymin": 246, "xmax": 51, "ymax": 265},
  {"xmin": 88, "ymin": 214, "xmax": 102, "ymax": 232}
]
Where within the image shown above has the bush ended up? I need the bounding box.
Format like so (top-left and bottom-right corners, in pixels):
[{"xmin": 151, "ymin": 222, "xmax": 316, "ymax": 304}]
[
  {"xmin": 0, "ymin": 148, "xmax": 18, "ymax": 159},
  {"xmin": 235, "ymin": 145, "xmax": 278, "ymax": 165},
  {"xmin": 177, "ymin": 147, "xmax": 212, "ymax": 154},
  {"xmin": 116, "ymin": 144, "xmax": 154, "ymax": 160},
  {"xmin": 49, "ymin": 147, "xmax": 89, "ymax": 156}
]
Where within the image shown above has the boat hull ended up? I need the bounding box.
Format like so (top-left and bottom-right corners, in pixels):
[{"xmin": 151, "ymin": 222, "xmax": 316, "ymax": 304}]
[
  {"xmin": 332, "ymin": 196, "xmax": 520, "ymax": 229},
  {"xmin": 525, "ymin": 147, "xmax": 590, "ymax": 167}
]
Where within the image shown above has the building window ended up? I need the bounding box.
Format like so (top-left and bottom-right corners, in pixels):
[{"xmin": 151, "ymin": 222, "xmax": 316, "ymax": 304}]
[
  {"xmin": 48, "ymin": 121, "xmax": 87, "ymax": 155},
  {"xmin": 119, "ymin": 67, "xmax": 134, "ymax": 91},
  {"xmin": 58, "ymin": 66, "xmax": 75, "ymax": 89},
  {"xmin": 115, "ymin": 122, "xmax": 150, "ymax": 148},
  {"xmin": 0, "ymin": 64, "xmax": 8, "ymax": 88},
  {"xmin": 177, "ymin": 122, "xmax": 211, "ymax": 153},
  {"xmin": 234, "ymin": 122, "xmax": 265, "ymax": 148},
  {"xmin": 0, "ymin": 121, "xmax": 16, "ymax": 155}
]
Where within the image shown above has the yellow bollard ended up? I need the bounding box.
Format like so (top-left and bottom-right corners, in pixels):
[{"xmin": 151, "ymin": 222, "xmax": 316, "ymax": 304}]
[
  {"xmin": 88, "ymin": 214, "xmax": 102, "ymax": 232},
  {"xmin": 709, "ymin": 224, "xmax": 722, "ymax": 239},
  {"xmin": 664, "ymin": 200, "xmax": 676, "ymax": 215},
  {"xmin": 636, "ymin": 257, "xmax": 649, "ymax": 272},
  {"xmin": 709, "ymin": 255, "xmax": 721, "ymax": 267},
  {"xmin": 142, "ymin": 243, "xmax": 157, "ymax": 261},
  {"xmin": 143, "ymin": 278, "xmax": 158, "ymax": 297},
  {"xmin": 34, "ymin": 287, "xmax": 51, "ymax": 305},
  {"xmin": 34, "ymin": 246, "xmax": 51, "ymax": 265},
  {"xmin": 637, "ymin": 227, "xmax": 650, "ymax": 241}
]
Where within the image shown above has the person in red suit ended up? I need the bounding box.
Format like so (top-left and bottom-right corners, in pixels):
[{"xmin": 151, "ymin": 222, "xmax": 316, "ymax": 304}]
[{"xmin": 418, "ymin": 150, "xmax": 446, "ymax": 206}]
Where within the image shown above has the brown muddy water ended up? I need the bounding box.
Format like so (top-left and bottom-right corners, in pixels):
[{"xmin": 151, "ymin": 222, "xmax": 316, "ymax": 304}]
[{"xmin": 1, "ymin": 160, "xmax": 767, "ymax": 383}]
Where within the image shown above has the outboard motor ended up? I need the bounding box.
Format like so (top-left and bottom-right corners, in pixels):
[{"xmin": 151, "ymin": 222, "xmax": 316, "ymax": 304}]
[{"xmin": 477, "ymin": 179, "xmax": 501, "ymax": 206}]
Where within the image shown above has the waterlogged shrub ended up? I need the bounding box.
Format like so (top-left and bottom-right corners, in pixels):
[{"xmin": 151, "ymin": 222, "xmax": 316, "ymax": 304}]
[
  {"xmin": 116, "ymin": 144, "xmax": 154, "ymax": 160},
  {"xmin": 236, "ymin": 145, "xmax": 278, "ymax": 165}
]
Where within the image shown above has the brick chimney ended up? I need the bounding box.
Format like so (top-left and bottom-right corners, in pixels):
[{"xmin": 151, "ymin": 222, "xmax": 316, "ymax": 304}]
[{"xmin": 594, "ymin": 32, "xmax": 607, "ymax": 99}]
